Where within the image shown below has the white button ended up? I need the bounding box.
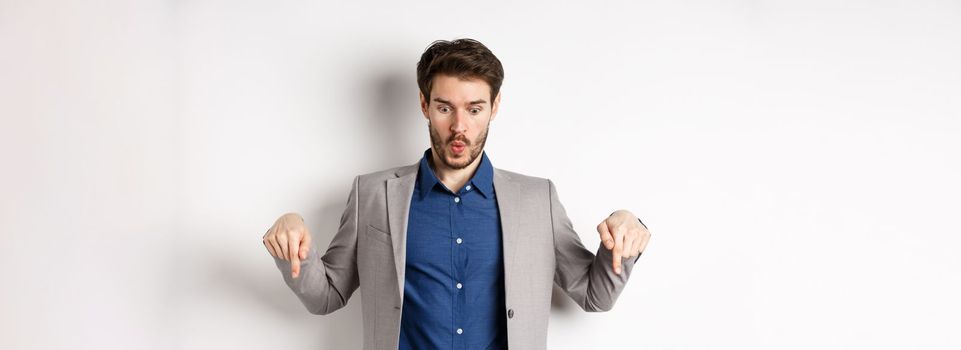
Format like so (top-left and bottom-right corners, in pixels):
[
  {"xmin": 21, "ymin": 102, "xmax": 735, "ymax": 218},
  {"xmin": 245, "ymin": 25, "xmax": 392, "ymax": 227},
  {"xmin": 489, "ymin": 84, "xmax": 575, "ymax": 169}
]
[
  {"xmin": 454, "ymin": 197, "xmax": 460, "ymax": 203},
  {"xmin": 456, "ymin": 328, "xmax": 463, "ymax": 334},
  {"xmin": 456, "ymin": 238, "xmax": 463, "ymax": 244},
  {"xmin": 456, "ymin": 282, "xmax": 463, "ymax": 289},
  {"xmin": 466, "ymin": 185, "xmax": 471, "ymax": 191}
]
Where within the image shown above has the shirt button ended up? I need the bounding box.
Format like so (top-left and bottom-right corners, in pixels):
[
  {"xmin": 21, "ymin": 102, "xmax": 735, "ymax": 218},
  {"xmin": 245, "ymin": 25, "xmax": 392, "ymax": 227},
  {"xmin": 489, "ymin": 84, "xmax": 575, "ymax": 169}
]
[
  {"xmin": 456, "ymin": 238, "xmax": 463, "ymax": 244},
  {"xmin": 508, "ymin": 309, "xmax": 514, "ymax": 318},
  {"xmin": 456, "ymin": 282, "xmax": 463, "ymax": 289},
  {"xmin": 454, "ymin": 197, "xmax": 460, "ymax": 203},
  {"xmin": 465, "ymin": 185, "xmax": 471, "ymax": 191},
  {"xmin": 456, "ymin": 328, "xmax": 463, "ymax": 335}
]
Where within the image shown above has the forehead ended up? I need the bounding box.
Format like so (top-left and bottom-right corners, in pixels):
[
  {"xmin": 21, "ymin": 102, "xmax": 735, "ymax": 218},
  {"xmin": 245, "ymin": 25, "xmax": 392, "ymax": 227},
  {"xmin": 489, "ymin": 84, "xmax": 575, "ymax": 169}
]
[{"xmin": 430, "ymin": 74, "xmax": 491, "ymax": 103}]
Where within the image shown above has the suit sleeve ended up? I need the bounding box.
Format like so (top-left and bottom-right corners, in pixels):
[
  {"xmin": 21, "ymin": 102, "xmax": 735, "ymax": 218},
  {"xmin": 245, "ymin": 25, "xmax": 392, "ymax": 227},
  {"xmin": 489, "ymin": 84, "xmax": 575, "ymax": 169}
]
[
  {"xmin": 272, "ymin": 176, "xmax": 361, "ymax": 315},
  {"xmin": 549, "ymin": 179, "xmax": 638, "ymax": 312}
]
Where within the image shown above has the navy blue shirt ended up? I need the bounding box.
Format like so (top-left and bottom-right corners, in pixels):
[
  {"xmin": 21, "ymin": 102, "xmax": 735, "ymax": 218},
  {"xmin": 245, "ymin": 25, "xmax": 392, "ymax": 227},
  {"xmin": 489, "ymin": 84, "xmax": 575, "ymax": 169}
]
[{"xmin": 399, "ymin": 148, "xmax": 508, "ymax": 350}]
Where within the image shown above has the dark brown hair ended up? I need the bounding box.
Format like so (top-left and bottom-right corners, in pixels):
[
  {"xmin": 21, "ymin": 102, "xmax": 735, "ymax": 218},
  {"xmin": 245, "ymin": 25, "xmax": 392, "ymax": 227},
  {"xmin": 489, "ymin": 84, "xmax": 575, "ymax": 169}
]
[{"xmin": 416, "ymin": 38, "xmax": 504, "ymax": 104}]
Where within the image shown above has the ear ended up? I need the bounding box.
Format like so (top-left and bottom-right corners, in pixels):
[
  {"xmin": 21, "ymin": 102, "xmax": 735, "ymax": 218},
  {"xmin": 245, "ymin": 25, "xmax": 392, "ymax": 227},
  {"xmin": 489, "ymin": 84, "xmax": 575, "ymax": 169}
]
[
  {"xmin": 490, "ymin": 91, "xmax": 502, "ymax": 122},
  {"xmin": 419, "ymin": 91, "xmax": 430, "ymax": 120}
]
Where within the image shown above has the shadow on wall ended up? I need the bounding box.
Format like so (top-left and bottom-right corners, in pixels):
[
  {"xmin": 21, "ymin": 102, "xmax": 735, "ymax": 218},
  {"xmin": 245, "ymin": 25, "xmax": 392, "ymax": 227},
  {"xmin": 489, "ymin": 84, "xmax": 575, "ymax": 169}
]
[
  {"xmin": 296, "ymin": 64, "xmax": 422, "ymax": 348},
  {"xmin": 252, "ymin": 63, "xmax": 419, "ymax": 348},
  {"xmin": 366, "ymin": 62, "xmax": 422, "ymax": 168}
]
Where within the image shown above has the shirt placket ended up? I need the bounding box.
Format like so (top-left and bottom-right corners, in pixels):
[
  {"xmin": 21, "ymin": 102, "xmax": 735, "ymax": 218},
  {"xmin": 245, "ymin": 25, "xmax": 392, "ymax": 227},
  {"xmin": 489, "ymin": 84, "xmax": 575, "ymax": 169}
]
[{"xmin": 451, "ymin": 186, "xmax": 468, "ymax": 349}]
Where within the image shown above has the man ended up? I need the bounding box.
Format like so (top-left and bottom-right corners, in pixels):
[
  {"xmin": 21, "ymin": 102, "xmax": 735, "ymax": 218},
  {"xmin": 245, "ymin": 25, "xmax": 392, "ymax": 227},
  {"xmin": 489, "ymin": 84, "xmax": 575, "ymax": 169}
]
[{"xmin": 262, "ymin": 38, "xmax": 652, "ymax": 350}]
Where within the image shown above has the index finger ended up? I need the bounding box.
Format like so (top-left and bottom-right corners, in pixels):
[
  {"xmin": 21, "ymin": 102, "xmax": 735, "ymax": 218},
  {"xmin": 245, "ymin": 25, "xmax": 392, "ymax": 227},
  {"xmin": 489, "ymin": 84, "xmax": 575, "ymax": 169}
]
[
  {"xmin": 612, "ymin": 228, "xmax": 624, "ymax": 275},
  {"xmin": 288, "ymin": 236, "xmax": 301, "ymax": 279}
]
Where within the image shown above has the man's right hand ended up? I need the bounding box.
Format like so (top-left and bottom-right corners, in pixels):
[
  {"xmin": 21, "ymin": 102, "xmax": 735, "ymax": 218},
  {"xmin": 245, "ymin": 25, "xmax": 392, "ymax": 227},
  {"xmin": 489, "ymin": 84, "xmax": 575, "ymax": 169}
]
[{"xmin": 262, "ymin": 212, "xmax": 312, "ymax": 279}]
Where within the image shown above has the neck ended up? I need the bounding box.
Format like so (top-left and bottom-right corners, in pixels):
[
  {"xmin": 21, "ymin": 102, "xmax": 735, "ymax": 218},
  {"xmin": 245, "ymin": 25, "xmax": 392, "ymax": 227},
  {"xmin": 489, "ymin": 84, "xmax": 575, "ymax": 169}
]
[{"xmin": 429, "ymin": 147, "xmax": 482, "ymax": 193}]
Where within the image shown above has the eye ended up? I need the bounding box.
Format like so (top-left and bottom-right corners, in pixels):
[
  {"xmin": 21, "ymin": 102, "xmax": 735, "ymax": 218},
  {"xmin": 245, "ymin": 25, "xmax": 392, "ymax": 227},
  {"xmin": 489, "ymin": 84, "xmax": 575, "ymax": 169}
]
[
  {"xmin": 470, "ymin": 108, "xmax": 481, "ymax": 114},
  {"xmin": 438, "ymin": 106, "xmax": 451, "ymax": 113}
]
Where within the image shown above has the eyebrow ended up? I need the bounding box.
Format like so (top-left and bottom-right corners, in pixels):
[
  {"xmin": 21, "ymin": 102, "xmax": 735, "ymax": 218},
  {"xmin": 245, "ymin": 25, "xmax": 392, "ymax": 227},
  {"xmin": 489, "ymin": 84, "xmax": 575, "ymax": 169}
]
[{"xmin": 433, "ymin": 98, "xmax": 488, "ymax": 106}]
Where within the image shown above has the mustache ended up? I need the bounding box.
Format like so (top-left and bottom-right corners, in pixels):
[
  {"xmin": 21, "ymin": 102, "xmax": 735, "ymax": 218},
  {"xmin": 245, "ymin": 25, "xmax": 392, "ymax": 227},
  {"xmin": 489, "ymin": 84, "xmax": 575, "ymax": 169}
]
[{"xmin": 448, "ymin": 135, "xmax": 469, "ymax": 145}]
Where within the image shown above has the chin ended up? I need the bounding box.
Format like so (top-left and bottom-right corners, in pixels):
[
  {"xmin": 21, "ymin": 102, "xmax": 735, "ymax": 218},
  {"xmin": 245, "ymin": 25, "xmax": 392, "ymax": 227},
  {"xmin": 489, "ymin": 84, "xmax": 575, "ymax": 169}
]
[
  {"xmin": 442, "ymin": 155, "xmax": 468, "ymax": 168},
  {"xmin": 447, "ymin": 158, "xmax": 469, "ymax": 168}
]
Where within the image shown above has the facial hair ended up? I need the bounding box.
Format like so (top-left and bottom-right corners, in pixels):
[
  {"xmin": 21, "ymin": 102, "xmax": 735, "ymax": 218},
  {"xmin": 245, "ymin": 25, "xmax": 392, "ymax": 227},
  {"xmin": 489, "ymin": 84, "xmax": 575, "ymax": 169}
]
[{"xmin": 428, "ymin": 120, "xmax": 490, "ymax": 170}]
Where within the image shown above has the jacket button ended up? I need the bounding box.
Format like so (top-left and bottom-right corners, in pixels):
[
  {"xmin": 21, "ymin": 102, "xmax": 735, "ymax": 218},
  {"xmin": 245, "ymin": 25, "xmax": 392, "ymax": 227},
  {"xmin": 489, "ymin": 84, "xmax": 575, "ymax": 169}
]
[{"xmin": 508, "ymin": 309, "xmax": 514, "ymax": 319}]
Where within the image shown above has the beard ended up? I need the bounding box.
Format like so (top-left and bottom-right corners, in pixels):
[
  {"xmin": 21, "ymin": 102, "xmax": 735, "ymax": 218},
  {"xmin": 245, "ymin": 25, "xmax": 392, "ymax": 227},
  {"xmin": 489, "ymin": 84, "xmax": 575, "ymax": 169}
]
[{"xmin": 428, "ymin": 120, "xmax": 490, "ymax": 170}]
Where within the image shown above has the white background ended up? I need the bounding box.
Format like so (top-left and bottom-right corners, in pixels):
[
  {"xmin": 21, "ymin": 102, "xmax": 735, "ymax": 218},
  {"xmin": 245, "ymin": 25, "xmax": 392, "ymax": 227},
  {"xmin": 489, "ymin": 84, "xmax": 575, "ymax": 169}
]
[{"xmin": 2, "ymin": 0, "xmax": 960, "ymax": 349}]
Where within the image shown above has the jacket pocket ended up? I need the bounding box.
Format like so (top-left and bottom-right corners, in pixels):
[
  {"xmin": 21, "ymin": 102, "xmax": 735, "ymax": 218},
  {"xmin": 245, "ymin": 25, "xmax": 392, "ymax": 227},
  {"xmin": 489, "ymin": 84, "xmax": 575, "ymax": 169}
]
[{"xmin": 366, "ymin": 224, "xmax": 392, "ymax": 246}]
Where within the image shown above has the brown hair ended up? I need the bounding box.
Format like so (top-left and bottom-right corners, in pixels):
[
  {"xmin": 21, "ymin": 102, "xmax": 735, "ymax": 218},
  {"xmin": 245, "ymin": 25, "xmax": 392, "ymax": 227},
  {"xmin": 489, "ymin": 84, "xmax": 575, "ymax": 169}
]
[{"xmin": 416, "ymin": 38, "xmax": 504, "ymax": 104}]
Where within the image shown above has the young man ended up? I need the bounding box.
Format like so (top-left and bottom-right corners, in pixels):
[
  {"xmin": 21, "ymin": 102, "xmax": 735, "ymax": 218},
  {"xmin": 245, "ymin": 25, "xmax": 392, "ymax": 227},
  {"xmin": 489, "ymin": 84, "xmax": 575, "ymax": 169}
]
[{"xmin": 262, "ymin": 38, "xmax": 652, "ymax": 350}]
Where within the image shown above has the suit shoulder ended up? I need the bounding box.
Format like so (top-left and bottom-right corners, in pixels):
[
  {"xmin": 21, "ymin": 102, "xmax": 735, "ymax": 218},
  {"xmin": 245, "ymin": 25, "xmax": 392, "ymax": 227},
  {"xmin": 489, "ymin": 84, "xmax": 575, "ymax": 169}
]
[
  {"xmin": 354, "ymin": 164, "xmax": 417, "ymax": 188},
  {"xmin": 356, "ymin": 167, "xmax": 398, "ymax": 181},
  {"xmin": 494, "ymin": 167, "xmax": 552, "ymax": 187}
]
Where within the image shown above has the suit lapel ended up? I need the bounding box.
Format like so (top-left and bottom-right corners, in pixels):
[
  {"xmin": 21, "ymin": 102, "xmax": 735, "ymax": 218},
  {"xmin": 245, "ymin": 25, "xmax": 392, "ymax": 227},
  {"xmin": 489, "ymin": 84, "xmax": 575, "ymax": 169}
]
[
  {"xmin": 493, "ymin": 169, "xmax": 520, "ymax": 293},
  {"xmin": 386, "ymin": 164, "xmax": 418, "ymax": 300}
]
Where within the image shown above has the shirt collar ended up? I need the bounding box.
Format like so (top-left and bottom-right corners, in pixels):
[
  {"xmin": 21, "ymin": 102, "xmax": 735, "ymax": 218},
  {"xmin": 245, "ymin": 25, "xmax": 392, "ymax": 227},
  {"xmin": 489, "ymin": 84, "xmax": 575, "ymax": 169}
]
[{"xmin": 416, "ymin": 147, "xmax": 494, "ymax": 200}]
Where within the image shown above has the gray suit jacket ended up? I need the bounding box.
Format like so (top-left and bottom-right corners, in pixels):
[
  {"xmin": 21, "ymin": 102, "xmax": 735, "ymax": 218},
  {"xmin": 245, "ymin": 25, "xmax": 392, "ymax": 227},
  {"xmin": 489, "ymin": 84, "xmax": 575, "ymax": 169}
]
[{"xmin": 273, "ymin": 162, "xmax": 639, "ymax": 349}]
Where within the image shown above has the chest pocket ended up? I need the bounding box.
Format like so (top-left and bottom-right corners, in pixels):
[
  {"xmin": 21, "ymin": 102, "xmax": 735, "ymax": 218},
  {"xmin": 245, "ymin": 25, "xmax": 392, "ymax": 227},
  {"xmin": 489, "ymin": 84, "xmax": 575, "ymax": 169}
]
[{"xmin": 366, "ymin": 224, "xmax": 392, "ymax": 246}]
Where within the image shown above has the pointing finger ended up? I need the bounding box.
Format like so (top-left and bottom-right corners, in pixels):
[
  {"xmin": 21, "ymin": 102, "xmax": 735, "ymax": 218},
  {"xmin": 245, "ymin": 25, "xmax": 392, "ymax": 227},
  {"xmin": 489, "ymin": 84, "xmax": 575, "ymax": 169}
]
[
  {"xmin": 612, "ymin": 227, "xmax": 625, "ymax": 274},
  {"xmin": 288, "ymin": 236, "xmax": 301, "ymax": 278}
]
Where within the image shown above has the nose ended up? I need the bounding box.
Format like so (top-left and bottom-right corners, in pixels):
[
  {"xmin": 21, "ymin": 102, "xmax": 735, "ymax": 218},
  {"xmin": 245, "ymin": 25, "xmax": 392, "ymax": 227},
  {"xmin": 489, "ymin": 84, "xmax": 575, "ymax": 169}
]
[{"xmin": 450, "ymin": 109, "xmax": 468, "ymax": 135}]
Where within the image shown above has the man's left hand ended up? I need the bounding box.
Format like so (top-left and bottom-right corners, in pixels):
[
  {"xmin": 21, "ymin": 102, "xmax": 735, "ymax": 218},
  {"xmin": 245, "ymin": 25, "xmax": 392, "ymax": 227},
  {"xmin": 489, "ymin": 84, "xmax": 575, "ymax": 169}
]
[{"xmin": 597, "ymin": 210, "xmax": 651, "ymax": 275}]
